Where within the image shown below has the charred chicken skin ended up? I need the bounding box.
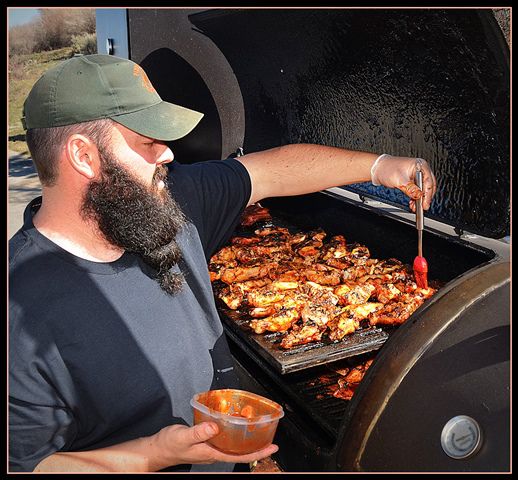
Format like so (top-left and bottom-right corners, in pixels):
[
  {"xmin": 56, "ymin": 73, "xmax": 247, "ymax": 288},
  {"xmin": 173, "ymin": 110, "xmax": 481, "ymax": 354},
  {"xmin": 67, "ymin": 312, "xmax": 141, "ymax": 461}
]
[{"xmin": 209, "ymin": 204, "xmax": 438, "ymax": 349}]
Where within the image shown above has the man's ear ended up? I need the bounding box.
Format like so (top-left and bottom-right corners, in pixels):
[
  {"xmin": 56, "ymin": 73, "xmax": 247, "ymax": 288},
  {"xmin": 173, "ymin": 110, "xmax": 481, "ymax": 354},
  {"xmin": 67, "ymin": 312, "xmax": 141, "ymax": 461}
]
[{"xmin": 65, "ymin": 134, "xmax": 99, "ymax": 180}]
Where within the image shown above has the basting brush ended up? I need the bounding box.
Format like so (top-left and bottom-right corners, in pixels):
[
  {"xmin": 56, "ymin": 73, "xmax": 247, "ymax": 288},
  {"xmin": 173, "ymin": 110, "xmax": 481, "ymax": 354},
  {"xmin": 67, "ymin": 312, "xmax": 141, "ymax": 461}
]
[{"xmin": 413, "ymin": 159, "xmax": 429, "ymax": 289}]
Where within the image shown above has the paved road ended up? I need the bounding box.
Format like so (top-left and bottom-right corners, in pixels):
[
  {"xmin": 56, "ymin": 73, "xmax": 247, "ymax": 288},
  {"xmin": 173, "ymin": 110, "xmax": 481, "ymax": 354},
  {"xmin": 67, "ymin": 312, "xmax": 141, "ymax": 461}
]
[{"xmin": 8, "ymin": 151, "xmax": 42, "ymax": 239}]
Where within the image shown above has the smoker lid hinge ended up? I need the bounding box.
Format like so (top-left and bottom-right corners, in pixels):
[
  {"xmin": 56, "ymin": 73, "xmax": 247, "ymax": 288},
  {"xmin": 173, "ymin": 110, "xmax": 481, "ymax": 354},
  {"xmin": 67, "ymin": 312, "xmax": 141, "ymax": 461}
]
[{"xmin": 454, "ymin": 226, "xmax": 464, "ymax": 237}]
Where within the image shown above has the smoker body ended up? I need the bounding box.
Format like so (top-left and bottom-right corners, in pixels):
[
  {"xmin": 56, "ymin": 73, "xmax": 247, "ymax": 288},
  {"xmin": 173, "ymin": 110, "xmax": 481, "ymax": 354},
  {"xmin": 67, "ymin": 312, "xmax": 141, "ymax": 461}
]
[
  {"xmin": 96, "ymin": 8, "xmax": 510, "ymax": 472},
  {"xmin": 229, "ymin": 192, "xmax": 510, "ymax": 472}
]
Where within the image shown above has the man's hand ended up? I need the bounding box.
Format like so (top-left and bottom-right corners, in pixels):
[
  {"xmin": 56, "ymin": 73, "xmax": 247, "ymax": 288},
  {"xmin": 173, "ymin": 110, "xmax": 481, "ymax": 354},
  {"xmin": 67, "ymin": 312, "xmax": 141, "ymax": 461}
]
[
  {"xmin": 152, "ymin": 421, "xmax": 278, "ymax": 468},
  {"xmin": 370, "ymin": 154, "xmax": 437, "ymax": 211}
]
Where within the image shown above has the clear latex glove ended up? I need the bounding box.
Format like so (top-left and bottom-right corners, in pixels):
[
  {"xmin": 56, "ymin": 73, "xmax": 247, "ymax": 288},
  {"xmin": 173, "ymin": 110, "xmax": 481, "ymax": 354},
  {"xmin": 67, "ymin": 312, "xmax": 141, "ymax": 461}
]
[{"xmin": 370, "ymin": 154, "xmax": 437, "ymax": 211}]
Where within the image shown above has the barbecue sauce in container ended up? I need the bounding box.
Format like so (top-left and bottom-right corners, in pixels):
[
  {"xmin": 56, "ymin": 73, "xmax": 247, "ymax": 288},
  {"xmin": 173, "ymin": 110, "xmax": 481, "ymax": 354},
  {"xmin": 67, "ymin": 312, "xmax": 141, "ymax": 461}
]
[{"xmin": 191, "ymin": 389, "xmax": 284, "ymax": 454}]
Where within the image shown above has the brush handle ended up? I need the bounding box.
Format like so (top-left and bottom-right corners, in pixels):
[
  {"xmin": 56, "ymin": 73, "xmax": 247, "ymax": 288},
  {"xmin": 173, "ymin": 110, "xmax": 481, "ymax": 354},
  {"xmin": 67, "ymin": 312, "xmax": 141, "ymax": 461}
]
[
  {"xmin": 415, "ymin": 167, "xmax": 424, "ymax": 230},
  {"xmin": 415, "ymin": 160, "xmax": 424, "ymax": 257}
]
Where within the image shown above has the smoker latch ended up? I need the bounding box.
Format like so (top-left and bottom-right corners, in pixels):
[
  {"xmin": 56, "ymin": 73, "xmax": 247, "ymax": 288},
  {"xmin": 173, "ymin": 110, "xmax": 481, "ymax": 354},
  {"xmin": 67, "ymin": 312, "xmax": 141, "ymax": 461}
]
[{"xmin": 228, "ymin": 147, "xmax": 244, "ymax": 158}]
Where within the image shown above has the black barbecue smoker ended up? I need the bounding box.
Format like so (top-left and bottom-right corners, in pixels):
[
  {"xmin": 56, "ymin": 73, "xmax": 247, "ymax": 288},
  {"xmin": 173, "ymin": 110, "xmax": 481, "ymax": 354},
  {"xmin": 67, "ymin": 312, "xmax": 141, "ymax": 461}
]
[{"xmin": 96, "ymin": 8, "xmax": 510, "ymax": 473}]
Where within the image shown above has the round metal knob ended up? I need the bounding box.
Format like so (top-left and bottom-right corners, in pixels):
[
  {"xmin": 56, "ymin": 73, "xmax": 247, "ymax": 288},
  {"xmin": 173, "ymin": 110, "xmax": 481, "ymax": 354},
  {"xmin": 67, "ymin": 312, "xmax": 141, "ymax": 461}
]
[{"xmin": 440, "ymin": 415, "xmax": 482, "ymax": 459}]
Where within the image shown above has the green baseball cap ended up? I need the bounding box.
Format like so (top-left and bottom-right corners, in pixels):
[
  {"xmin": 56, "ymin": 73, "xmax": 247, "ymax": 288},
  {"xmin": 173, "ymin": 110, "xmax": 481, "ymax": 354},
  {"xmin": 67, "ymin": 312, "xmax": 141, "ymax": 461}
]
[{"xmin": 21, "ymin": 54, "xmax": 204, "ymax": 141}]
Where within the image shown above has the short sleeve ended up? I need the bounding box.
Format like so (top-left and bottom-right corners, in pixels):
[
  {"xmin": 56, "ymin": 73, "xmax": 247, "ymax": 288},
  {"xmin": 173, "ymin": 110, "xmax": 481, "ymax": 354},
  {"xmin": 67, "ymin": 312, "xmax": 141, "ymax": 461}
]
[
  {"xmin": 168, "ymin": 158, "xmax": 252, "ymax": 258},
  {"xmin": 9, "ymin": 301, "xmax": 77, "ymax": 472},
  {"xmin": 9, "ymin": 399, "xmax": 77, "ymax": 472}
]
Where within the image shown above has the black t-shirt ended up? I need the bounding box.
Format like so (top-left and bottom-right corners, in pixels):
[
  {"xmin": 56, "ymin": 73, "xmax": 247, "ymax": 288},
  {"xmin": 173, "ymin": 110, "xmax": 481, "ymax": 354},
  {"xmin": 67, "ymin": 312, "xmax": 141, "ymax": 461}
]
[{"xmin": 9, "ymin": 158, "xmax": 252, "ymax": 472}]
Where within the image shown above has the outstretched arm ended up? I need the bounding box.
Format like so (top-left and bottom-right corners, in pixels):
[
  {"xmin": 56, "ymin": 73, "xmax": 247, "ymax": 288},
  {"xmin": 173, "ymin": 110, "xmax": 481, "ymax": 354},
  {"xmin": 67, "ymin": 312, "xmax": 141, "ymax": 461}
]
[
  {"xmin": 238, "ymin": 144, "xmax": 436, "ymax": 211},
  {"xmin": 34, "ymin": 422, "xmax": 277, "ymax": 472}
]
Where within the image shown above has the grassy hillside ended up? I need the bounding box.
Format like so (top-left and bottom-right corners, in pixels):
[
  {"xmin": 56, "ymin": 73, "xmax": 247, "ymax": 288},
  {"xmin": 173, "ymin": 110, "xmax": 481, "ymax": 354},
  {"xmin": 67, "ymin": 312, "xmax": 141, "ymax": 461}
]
[{"xmin": 8, "ymin": 47, "xmax": 73, "ymax": 155}]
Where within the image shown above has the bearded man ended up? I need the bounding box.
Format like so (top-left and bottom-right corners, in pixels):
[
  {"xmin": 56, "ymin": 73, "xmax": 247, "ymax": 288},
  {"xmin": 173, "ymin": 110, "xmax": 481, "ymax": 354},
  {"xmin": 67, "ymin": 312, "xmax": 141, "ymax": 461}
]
[{"xmin": 9, "ymin": 54, "xmax": 436, "ymax": 473}]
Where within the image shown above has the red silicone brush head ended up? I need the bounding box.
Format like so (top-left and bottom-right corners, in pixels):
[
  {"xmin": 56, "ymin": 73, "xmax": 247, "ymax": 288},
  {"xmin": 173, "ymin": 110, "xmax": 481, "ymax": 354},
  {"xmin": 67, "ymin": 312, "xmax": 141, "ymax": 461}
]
[{"xmin": 413, "ymin": 255, "xmax": 429, "ymax": 289}]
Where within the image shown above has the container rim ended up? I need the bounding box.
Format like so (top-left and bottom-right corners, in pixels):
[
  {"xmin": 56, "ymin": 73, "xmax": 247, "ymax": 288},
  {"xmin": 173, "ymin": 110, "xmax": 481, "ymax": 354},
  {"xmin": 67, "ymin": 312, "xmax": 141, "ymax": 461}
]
[{"xmin": 190, "ymin": 389, "xmax": 285, "ymax": 425}]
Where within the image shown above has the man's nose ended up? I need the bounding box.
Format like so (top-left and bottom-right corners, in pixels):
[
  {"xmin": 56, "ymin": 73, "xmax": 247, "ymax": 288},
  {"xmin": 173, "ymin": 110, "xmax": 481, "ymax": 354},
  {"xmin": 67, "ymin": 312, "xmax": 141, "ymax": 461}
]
[{"xmin": 157, "ymin": 146, "xmax": 174, "ymax": 165}]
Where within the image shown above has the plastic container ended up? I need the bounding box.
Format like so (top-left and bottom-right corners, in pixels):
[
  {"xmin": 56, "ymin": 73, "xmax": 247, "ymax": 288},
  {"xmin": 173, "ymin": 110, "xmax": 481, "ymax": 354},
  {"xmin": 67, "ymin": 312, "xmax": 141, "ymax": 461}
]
[{"xmin": 190, "ymin": 388, "xmax": 284, "ymax": 455}]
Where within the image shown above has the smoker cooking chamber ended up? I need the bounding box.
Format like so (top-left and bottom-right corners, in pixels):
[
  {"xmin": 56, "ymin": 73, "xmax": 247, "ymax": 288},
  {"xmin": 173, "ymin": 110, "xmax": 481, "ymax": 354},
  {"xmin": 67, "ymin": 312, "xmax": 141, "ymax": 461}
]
[
  {"xmin": 215, "ymin": 190, "xmax": 507, "ymax": 472},
  {"xmin": 214, "ymin": 191, "xmax": 495, "ymax": 376}
]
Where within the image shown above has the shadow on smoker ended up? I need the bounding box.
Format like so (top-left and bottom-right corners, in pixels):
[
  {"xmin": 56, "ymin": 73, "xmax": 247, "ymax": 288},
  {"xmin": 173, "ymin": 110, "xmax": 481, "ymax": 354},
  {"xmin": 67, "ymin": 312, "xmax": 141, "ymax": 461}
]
[{"xmin": 416, "ymin": 325, "xmax": 510, "ymax": 383}]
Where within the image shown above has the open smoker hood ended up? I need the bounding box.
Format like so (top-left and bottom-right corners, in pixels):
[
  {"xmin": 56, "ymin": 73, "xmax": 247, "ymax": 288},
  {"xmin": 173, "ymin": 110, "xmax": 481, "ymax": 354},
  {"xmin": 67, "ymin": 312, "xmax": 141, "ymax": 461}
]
[{"xmin": 126, "ymin": 8, "xmax": 510, "ymax": 240}]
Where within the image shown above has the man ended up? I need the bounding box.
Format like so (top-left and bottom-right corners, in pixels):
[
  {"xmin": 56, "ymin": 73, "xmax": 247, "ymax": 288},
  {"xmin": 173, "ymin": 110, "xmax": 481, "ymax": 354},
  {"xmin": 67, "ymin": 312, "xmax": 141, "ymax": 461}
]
[{"xmin": 9, "ymin": 54, "xmax": 436, "ymax": 472}]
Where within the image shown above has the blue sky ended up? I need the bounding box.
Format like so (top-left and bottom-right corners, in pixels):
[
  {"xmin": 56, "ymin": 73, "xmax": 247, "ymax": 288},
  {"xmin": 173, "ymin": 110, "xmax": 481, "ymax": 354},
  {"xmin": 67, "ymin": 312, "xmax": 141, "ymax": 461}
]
[{"xmin": 8, "ymin": 8, "xmax": 40, "ymax": 28}]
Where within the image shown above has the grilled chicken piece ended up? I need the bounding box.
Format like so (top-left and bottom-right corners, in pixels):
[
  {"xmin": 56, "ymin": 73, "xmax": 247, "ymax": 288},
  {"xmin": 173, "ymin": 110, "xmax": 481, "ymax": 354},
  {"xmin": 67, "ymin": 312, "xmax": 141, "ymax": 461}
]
[
  {"xmin": 373, "ymin": 283, "xmax": 402, "ymax": 304},
  {"xmin": 277, "ymin": 290, "xmax": 311, "ymax": 310},
  {"xmin": 247, "ymin": 287, "xmax": 286, "ymax": 307},
  {"xmin": 210, "ymin": 246, "xmax": 237, "ymax": 265},
  {"xmin": 216, "ymin": 285, "xmax": 245, "ymax": 310},
  {"xmin": 271, "ymin": 261, "xmax": 306, "ymax": 281},
  {"xmin": 331, "ymin": 358, "xmax": 374, "ymax": 400},
  {"xmin": 288, "ymin": 232, "xmax": 308, "ymax": 245},
  {"xmin": 356, "ymin": 259, "xmax": 409, "ymax": 284},
  {"xmin": 270, "ymin": 280, "xmax": 299, "ymax": 290},
  {"xmin": 297, "ymin": 245, "xmax": 321, "ymax": 258},
  {"xmin": 233, "ymin": 278, "xmax": 272, "ymax": 291},
  {"xmin": 249, "ymin": 308, "xmax": 301, "ymax": 334},
  {"xmin": 415, "ymin": 287, "xmax": 436, "ymax": 299},
  {"xmin": 340, "ymin": 265, "xmax": 371, "ymax": 282},
  {"xmin": 301, "ymin": 302, "xmax": 341, "ymax": 328},
  {"xmin": 350, "ymin": 302, "xmax": 383, "ymax": 320},
  {"xmin": 249, "ymin": 305, "xmax": 278, "ymax": 318},
  {"xmin": 213, "ymin": 277, "xmax": 271, "ymax": 308},
  {"xmin": 328, "ymin": 364, "xmax": 350, "ymax": 376},
  {"xmin": 304, "ymin": 264, "xmax": 342, "ymax": 286},
  {"xmin": 254, "ymin": 226, "xmax": 290, "ymax": 238},
  {"xmin": 321, "ymin": 236, "xmax": 349, "ymax": 269},
  {"xmin": 294, "ymin": 229, "xmax": 326, "ymax": 258},
  {"xmin": 349, "ymin": 245, "xmax": 371, "ymax": 264},
  {"xmin": 220, "ymin": 263, "xmax": 277, "ymax": 284},
  {"xmin": 344, "ymin": 358, "xmax": 373, "ymax": 383},
  {"xmin": 327, "ymin": 303, "xmax": 383, "ymax": 341},
  {"xmin": 240, "ymin": 204, "xmax": 272, "ymax": 226},
  {"xmin": 327, "ymin": 313, "xmax": 360, "ymax": 341},
  {"xmin": 279, "ymin": 287, "xmax": 341, "ymax": 348},
  {"xmin": 302, "ymin": 280, "xmax": 337, "ymax": 295},
  {"xmin": 275, "ymin": 269, "xmax": 302, "ymax": 282},
  {"xmin": 234, "ymin": 244, "xmax": 288, "ymax": 264},
  {"xmin": 369, "ymin": 297, "xmax": 423, "ymax": 326},
  {"xmin": 369, "ymin": 285, "xmax": 436, "ymax": 326},
  {"xmin": 209, "ymin": 267, "xmax": 221, "ymax": 282},
  {"xmin": 334, "ymin": 283, "xmax": 376, "ymax": 305},
  {"xmin": 247, "ymin": 289, "xmax": 308, "ymax": 318},
  {"xmin": 280, "ymin": 323, "xmax": 323, "ymax": 349},
  {"xmin": 332, "ymin": 379, "xmax": 357, "ymax": 400},
  {"xmin": 325, "ymin": 257, "xmax": 354, "ymax": 270},
  {"xmin": 231, "ymin": 236, "xmax": 262, "ymax": 246},
  {"xmin": 321, "ymin": 235, "xmax": 348, "ymax": 259}
]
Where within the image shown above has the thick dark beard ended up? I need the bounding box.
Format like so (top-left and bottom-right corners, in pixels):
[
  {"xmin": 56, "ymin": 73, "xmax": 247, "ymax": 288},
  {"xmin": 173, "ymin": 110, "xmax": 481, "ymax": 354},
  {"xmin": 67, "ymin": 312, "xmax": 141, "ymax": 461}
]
[{"xmin": 81, "ymin": 150, "xmax": 186, "ymax": 295}]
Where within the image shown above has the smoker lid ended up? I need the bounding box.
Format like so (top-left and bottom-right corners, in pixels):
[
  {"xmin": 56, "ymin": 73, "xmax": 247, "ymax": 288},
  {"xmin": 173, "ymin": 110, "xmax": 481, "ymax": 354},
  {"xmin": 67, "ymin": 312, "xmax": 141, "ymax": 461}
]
[{"xmin": 189, "ymin": 8, "xmax": 510, "ymax": 239}]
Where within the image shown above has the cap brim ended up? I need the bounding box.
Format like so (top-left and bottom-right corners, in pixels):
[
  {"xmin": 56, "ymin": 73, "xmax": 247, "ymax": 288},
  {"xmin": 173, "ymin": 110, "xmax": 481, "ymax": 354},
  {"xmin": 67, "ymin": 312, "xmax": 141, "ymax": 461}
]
[{"xmin": 110, "ymin": 101, "xmax": 204, "ymax": 141}]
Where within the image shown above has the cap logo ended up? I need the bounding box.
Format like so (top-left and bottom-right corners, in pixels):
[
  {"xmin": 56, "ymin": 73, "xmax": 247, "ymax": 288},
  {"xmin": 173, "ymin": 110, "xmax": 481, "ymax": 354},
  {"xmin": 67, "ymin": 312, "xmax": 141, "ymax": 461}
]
[{"xmin": 133, "ymin": 64, "xmax": 156, "ymax": 94}]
